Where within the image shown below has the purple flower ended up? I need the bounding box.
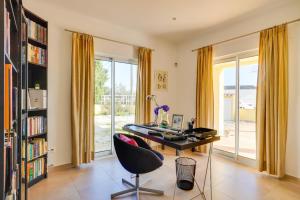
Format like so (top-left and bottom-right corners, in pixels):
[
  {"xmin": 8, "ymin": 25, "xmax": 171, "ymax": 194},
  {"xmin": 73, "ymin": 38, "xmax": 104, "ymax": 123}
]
[
  {"xmin": 154, "ymin": 105, "xmax": 170, "ymax": 116},
  {"xmin": 161, "ymin": 105, "xmax": 170, "ymax": 112},
  {"xmin": 154, "ymin": 106, "xmax": 160, "ymax": 116}
]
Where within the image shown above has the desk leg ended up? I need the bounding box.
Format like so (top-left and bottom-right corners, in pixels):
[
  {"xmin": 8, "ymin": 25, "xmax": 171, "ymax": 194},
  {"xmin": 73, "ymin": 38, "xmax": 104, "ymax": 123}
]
[
  {"xmin": 176, "ymin": 150, "xmax": 180, "ymax": 156},
  {"xmin": 202, "ymin": 143, "xmax": 213, "ymax": 200}
]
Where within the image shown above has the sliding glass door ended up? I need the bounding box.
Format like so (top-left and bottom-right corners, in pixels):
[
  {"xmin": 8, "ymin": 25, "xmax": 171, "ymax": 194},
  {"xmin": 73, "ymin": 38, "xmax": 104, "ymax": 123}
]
[
  {"xmin": 94, "ymin": 58, "xmax": 137, "ymax": 155},
  {"xmin": 213, "ymin": 53, "xmax": 258, "ymax": 162}
]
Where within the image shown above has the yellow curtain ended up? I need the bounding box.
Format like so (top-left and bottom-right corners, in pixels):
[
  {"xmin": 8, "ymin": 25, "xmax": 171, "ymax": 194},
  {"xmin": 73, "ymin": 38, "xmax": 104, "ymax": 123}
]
[
  {"xmin": 71, "ymin": 33, "xmax": 95, "ymax": 166},
  {"xmin": 257, "ymin": 24, "xmax": 288, "ymax": 177},
  {"xmin": 135, "ymin": 48, "xmax": 152, "ymax": 124},
  {"xmin": 196, "ymin": 46, "xmax": 214, "ymax": 153}
]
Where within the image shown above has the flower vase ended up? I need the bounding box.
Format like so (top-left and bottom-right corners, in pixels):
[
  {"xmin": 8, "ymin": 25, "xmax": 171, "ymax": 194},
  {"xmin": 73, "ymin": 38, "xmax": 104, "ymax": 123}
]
[{"xmin": 159, "ymin": 111, "xmax": 169, "ymax": 128}]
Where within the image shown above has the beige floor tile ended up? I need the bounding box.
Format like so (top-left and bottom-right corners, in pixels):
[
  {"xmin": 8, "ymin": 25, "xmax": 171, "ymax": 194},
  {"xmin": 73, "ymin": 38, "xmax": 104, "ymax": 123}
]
[{"xmin": 27, "ymin": 148, "xmax": 300, "ymax": 200}]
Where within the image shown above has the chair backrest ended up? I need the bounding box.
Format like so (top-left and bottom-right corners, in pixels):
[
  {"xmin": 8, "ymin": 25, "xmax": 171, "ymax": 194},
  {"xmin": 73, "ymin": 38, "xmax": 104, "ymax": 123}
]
[{"xmin": 113, "ymin": 134, "xmax": 163, "ymax": 174}]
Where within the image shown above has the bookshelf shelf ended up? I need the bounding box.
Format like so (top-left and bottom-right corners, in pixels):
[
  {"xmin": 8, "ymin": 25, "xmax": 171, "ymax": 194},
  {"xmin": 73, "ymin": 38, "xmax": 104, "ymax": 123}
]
[
  {"xmin": 27, "ymin": 133, "xmax": 47, "ymax": 139},
  {"xmin": 28, "ymin": 61, "xmax": 47, "ymax": 68},
  {"xmin": 28, "ymin": 37, "xmax": 47, "ymax": 49},
  {"xmin": 27, "ymin": 108, "xmax": 47, "ymax": 112},
  {"xmin": 27, "ymin": 174, "xmax": 47, "ymax": 187},
  {"xmin": 27, "ymin": 153, "xmax": 47, "ymax": 163}
]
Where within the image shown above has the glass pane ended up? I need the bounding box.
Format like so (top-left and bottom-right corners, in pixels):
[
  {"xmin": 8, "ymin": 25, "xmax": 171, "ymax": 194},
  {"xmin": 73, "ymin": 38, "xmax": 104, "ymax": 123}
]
[
  {"xmin": 213, "ymin": 61, "xmax": 237, "ymax": 154},
  {"xmin": 94, "ymin": 60, "xmax": 112, "ymax": 153},
  {"xmin": 238, "ymin": 56, "xmax": 258, "ymax": 159},
  {"xmin": 114, "ymin": 62, "xmax": 137, "ymax": 132}
]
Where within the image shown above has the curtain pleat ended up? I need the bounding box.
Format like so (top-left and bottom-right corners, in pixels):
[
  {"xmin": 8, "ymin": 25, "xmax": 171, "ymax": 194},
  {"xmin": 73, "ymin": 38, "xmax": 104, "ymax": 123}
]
[
  {"xmin": 196, "ymin": 46, "xmax": 214, "ymax": 153},
  {"xmin": 71, "ymin": 33, "xmax": 95, "ymax": 166},
  {"xmin": 135, "ymin": 48, "xmax": 152, "ymax": 124},
  {"xmin": 256, "ymin": 24, "xmax": 288, "ymax": 177}
]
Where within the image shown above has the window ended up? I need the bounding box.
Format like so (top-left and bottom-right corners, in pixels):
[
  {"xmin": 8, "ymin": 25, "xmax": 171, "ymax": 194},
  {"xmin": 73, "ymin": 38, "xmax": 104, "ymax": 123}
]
[
  {"xmin": 213, "ymin": 53, "xmax": 258, "ymax": 161},
  {"xmin": 94, "ymin": 58, "xmax": 137, "ymax": 155}
]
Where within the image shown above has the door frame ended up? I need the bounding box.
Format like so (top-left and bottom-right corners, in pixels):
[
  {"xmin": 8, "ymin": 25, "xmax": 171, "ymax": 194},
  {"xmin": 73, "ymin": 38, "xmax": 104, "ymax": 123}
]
[{"xmin": 213, "ymin": 50, "xmax": 258, "ymax": 167}]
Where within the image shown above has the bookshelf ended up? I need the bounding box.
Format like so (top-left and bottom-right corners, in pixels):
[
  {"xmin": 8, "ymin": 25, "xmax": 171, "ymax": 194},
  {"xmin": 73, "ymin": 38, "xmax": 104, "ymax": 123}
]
[
  {"xmin": 22, "ymin": 8, "xmax": 48, "ymax": 195},
  {"xmin": 0, "ymin": 0, "xmax": 22, "ymax": 200},
  {"xmin": 1, "ymin": 1, "xmax": 48, "ymax": 199}
]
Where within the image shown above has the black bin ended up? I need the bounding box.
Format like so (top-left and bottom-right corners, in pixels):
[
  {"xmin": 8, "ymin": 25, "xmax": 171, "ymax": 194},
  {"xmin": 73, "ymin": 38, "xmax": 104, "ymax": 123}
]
[{"xmin": 175, "ymin": 157, "xmax": 197, "ymax": 190}]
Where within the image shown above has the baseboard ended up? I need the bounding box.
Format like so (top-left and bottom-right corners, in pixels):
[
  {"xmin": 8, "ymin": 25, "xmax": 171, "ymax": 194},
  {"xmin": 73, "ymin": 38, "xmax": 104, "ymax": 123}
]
[
  {"xmin": 48, "ymin": 163, "xmax": 73, "ymax": 173},
  {"xmin": 284, "ymin": 174, "xmax": 300, "ymax": 183}
]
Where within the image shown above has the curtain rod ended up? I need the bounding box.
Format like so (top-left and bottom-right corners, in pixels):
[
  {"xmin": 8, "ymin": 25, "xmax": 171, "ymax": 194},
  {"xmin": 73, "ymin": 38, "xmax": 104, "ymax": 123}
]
[
  {"xmin": 65, "ymin": 29, "xmax": 155, "ymax": 51},
  {"xmin": 191, "ymin": 18, "xmax": 300, "ymax": 52}
]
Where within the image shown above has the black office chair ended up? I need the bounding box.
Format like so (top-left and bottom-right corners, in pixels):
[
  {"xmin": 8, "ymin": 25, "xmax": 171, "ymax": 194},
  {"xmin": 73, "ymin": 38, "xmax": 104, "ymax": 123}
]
[{"xmin": 111, "ymin": 133, "xmax": 164, "ymax": 199}]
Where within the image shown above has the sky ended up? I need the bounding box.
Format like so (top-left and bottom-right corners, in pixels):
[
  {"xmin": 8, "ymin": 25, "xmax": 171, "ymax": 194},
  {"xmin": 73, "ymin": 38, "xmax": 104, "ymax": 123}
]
[
  {"xmin": 224, "ymin": 63, "xmax": 258, "ymax": 86},
  {"xmin": 101, "ymin": 60, "xmax": 137, "ymax": 92}
]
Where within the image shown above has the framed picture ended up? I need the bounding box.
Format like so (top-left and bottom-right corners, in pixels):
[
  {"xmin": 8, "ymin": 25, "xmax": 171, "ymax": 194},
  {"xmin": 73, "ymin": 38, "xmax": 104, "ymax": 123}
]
[
  {"xmin": 154, "ymin": 70, "xmax": 168, "ymax": 91},
  {"xmin": 171, "ymin": 114, "xmax": 184, "ymax": 130}
]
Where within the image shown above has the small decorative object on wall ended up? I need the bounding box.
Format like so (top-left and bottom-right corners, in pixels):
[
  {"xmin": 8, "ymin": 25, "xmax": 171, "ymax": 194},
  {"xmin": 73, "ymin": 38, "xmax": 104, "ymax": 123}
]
[
  {"xmin": 172, "ymin": 114, "xmax": 184, "ymax": 130},
  {"xmin": 154, "ymin": 70, "xmax": 168, "ymax": 91}
]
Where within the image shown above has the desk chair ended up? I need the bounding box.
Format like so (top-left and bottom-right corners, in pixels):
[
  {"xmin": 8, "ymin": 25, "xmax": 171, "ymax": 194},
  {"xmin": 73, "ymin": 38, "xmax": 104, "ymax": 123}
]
[{"xmin": 111, "ymin": 134, "xmax": 164, "ymax": 199}]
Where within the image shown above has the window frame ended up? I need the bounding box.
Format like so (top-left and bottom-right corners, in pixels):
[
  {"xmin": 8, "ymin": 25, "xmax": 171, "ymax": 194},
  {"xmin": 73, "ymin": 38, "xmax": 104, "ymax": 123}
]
[{"xmin": 213, "ymin": 49, "xmax": 258, "ymax": 167}]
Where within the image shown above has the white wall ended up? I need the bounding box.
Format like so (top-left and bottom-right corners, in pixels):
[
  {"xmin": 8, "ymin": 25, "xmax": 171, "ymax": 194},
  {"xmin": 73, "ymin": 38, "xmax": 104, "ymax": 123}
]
[
  {"xmin": 23, "ymin": 0, "xmax": 178, "ymax": 166},
  {"xmin": 286, "ymin": 22, "xmax": 300, "ymax": 178},
  {"xmin": 176, "ymin": 1, "xmax": 300, "ymax": 178}
]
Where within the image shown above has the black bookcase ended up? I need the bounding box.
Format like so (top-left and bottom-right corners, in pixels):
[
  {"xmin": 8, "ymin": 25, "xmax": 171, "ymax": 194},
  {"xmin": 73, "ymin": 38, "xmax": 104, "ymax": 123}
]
[
  {"xmin": 22, "ymin": 8, "xmax": 48, "ymax": 193},
  {"xmin": 0, "ymin": 0, "xmax": 22, "ymax": 200},
  {"xmin": 1, "ymin": 1, "xmax": 48, "ymax": 200}
]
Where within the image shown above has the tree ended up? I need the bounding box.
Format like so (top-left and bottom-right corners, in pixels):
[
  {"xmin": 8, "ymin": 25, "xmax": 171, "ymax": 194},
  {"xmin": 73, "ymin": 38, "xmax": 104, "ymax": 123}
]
[{"xmin": 95, "ymin": 60, "xmax": 109, "ymax": 104}]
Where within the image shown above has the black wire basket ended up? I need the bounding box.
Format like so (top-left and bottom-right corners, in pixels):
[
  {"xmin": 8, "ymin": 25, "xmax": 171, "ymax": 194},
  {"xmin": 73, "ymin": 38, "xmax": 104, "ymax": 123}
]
[{"xmin": 175, "ymin": 157, "xmax": 197, "ymax": 190}]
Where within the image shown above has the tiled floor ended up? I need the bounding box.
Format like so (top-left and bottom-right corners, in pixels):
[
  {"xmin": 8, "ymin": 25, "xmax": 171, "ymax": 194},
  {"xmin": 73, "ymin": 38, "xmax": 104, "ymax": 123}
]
[{"xmin": 28, "ymin": 148, "xmax": 300, "ymax": 200}]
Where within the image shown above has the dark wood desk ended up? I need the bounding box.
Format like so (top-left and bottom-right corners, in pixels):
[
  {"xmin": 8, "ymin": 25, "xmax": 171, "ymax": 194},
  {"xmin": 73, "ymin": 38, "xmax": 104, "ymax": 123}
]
[{"xmin": 123, "ymin": 124, "xmax": 220, "ymax": 153}]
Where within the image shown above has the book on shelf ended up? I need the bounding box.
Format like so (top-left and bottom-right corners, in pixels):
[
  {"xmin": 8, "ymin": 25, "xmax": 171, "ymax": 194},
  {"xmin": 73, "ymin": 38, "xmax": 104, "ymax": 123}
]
[
  {"xmin": 4, "ymin": 64, "xmax": 13, "ymax": 132},
  {"xmin": 27, "ymin": 138, "xmax": 48, "ymax": 161},
  {"xmin": 26, "ymin": 158, "xmax": 45, "ymax": 183},
  {"xmin": 27, "ymin": 19, "xmax": 47, "ymax": 44},
  {"xmin": 4, "ymin": 3, "xmax": 11, "ymax": 56},
  {"xmin": 21, "ymin": 22, "xmax": 27, "ymax": 42},
  {"xmin": 26, "ymin": 116, "xmax": 47, "ymax": 137},
  {"xmin": 12, "ymin": 87, "xmax": 18, "ymax": 124},
  {"xmin": 27, "ymin": 43, "xmax": 47, "ymax": 65},
  {"xmin": 28, "ymin": 88, "xmax": 47, "ymax": 109},
  {"xmin": 21, "ymin": 89, "xmax": 26, "ymax": 110}
]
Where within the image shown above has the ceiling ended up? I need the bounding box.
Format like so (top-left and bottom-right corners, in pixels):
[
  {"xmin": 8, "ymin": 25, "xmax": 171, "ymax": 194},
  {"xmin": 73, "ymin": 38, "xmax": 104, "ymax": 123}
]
[{"xmin": 38, "ymin": 0, "xmax": 292, "ymax": 43}]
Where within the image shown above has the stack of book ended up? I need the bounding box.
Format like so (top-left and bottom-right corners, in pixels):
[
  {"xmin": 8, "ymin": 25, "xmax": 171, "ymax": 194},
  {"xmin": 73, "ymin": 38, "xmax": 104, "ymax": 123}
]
[
  {"xmin": 27, "ymin": 116, "xmax": 47, "ymax": 136},
  {"xmin": 27, "ymin": 19, "xmax": 47, "ymax": 44},
  {"xmin": 28, "ymin": 88, "xmax": 47, "ymax": 109},
  {"xmin": 27, "ymin": 158, "xmax": 45, "ymax": 182},
  {"xmin": 27, "ymin": 139, "xmax": 48, "ymax": 160},
  {"xmin": 27, "ymin": 44, "xmax": 47, "ymax": 65},
  {"xmin": 4, "ymin": 4, "xmax": 10, "ymax": 55}
]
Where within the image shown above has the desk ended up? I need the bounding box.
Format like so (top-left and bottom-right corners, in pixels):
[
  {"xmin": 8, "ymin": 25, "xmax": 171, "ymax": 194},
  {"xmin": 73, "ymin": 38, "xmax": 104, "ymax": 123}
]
[
  {"xmin": 123, "ymin": 124, "xmax": 220, "ymax": 200},
  {"xmin": 123, "ymin": 124, "xmax": 220, "ymax": 155}
]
